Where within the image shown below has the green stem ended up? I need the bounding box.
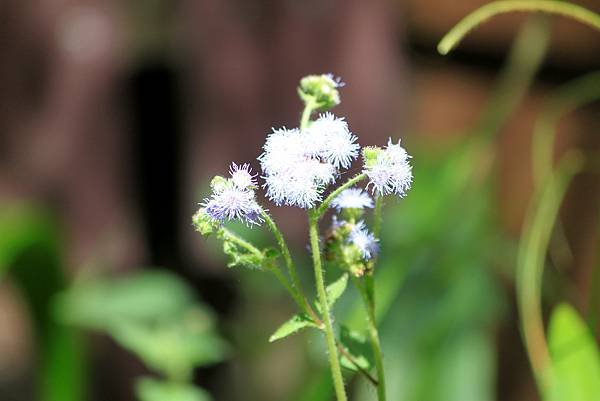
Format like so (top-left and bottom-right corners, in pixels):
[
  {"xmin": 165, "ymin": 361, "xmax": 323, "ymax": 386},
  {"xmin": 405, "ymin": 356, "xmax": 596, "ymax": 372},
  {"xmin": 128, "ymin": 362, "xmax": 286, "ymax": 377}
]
[
  {"xmin": 532, "ymin": 71, "xmax": 600, "ymax": 187},
  {"xmin": 354, "ymin": 275, "xmax": 386, "ymax": 400},
  {"xmin": 300, "ymin": 98, "xmax": 318, "ymax": 131},
  {"xmin": 221, "ymin": 227, "xmax": 298, "ymax": 306},
  {"xmin": 309, "ymin": 213, "xmax": 347, "ymax": 401},
  {"xmin": 373, "ymin": 196, "xmax": 383, "ymax": 238},
  {"xmin": 516, "ymin": 151, "xmax": 583, "ymax": 394},
  {"xmin": 438, "ymin": 0, "xmax": 600, "ymax": 55},
  {"xmin": 317, "ymin": 173, "xmax": 368, "ymax": 218},
  {"xmin": 259, "ymin": 209, "xmax": 317, "ymax": 319}
]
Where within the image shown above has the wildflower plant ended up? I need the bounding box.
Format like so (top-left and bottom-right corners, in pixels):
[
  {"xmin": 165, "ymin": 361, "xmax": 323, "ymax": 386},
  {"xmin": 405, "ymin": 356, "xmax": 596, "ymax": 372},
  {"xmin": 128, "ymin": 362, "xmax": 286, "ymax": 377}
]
[{"xmin": 193, "ymin": 73, "xmax": 413, "ymax": 401}]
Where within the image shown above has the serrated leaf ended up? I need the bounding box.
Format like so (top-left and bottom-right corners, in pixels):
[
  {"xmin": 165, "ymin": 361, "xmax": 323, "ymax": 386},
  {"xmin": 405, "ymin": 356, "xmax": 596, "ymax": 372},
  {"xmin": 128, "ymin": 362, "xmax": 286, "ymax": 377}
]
[
  {"xmin": 136, "ymin": 377, "xmax": 212, "ymax": 401},
  {"xmin": 338, "ymin": 325, "xmax": 374, "ymax": 372},
  {"xmin": 547, "ymin": 303, "xmax": 600, "ymax": 401},
  {"xmin": 269, "ymin": 313, "xmax": 318, "ymax": 342}
]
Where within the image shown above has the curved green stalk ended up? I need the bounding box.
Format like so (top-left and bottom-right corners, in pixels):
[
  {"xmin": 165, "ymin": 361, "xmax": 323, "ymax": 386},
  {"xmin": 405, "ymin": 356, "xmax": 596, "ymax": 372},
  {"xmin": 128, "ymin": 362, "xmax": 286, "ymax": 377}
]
[
  {"xmin": 220, "ymin": 227, "xmax": 298, "ymax": 304},
  {"xmin": 438, "ymin": 0, "xmax": 600, "ymax": 55},
  {"xmin": 516, "ymin": 151, "xmax": 583, "ymax": 394},
  {"xmin": 309, "ymin": 213, "xmax": 348, "ymax": 401},
  {"xmin": 316, "ymin": 173, "xmax": 368, "ymax": 218},
  {"xmin": 300, "ymin": 99, "xmax": 318, "ymax": 130},
  {"xmin": 532, "ymin": 71, "xmax": 600, "ymax": 186},
  {"xmin": 259, "ymin": 209, "xmax": 316, "ymax": 318}
]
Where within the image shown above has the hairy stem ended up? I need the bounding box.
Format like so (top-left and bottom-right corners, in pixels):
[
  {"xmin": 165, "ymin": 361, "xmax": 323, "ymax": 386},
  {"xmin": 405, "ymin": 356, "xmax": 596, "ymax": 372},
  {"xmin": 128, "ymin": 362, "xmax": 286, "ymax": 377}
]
[
  {"xmin": 259, "ymin": 209, "xmax": 318, "ymax": 320},
  {"xmin": 309, "ymin": 213, "xmax": 347, "ymax": 401},
  {"xmin": 438, "ymin": 0, "xmax": 600, "ymax": 55}
]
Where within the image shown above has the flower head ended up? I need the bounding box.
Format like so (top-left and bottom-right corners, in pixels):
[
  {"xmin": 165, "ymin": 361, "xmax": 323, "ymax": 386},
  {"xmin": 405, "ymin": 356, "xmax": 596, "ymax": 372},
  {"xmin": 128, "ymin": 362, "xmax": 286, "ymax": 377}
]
[
  {"xmin": 348, "ymin": 221, "xmax": 379, "ymax": 260},
  {"xmin": 330, "ymin": 188, "xmax": 373, "ymax": 210},
  {"xmin": 229, "ymin": 162, "xmax": 257, "ymax": 190},
  {"xmin": 308, "ymin": 113, "xmax": 359, "ymax": 169},
  {"xmin": 363, "ymin": 138, "xmax": 412, "ymax": 197},
  {"xmin": 199, "ymin": 164, "xmax": 264, "ymax": 226},
  {"xmin": 259, "ymin": 127, "xmax": 341, "ymax": 209}
]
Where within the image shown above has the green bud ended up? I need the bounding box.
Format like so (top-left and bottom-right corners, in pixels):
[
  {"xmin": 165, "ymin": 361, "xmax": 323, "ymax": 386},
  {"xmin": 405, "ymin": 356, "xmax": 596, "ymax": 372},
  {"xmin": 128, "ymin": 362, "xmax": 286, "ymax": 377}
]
[
  {"xmin": 298, "ymin": 74, "xmax": 341, "ymax": 110},
  {"xmin": 362, "ymin": 146, "xmax": 383, "ymax": 168},
  {"xmin": 210, "ymin": 176, "xmax": 230, "ymax": 193},
  {"xmin": 192, "ymin": 208, "xmax": 219, "ymax": 236}
]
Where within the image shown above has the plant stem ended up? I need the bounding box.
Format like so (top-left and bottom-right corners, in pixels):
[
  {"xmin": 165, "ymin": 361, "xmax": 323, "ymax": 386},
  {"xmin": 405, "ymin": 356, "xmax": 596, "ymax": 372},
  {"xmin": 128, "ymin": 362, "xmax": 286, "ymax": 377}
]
[
  {"xmin": 355, "ymin": 274, "xmax": 386, "ymax": 401},
  {"xmin": 309, "ymin": 212, "xmax": 347, "ymax": 401},
  {"xmin": 300, "ymin": 98, "xmax": 317, "ymax": 131},
  {"xmin": 259, "ymin": 209, "xmax": 317, "ymax": 319},
  {"xmin": 373, "ymin": 196, "xmax": 383, "ymax": 238},
  {"xmin": 317, "ymin": 173, "xmax": 368, "ymax": 218},
  {"xmin": 437, "ymin": 0, "xmax": 600, "ymax": 55},
  {"xmin": 516, "ymin": 151, "xmax": 583, "ymax": 394},
  {"xmin": 221, "ymin": 227, "xmax": 298, "ymax": 305}
]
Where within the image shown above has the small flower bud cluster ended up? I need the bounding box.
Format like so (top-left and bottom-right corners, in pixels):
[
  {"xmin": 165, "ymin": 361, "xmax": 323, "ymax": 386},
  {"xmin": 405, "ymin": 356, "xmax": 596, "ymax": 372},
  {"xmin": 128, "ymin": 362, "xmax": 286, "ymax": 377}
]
[
  {"xmin": 199, "ymin": 163, "xmax": 263, "ymax": 226},
  {"xmin": 259, "ymin": 113, "xmax": 359, "ymax": 209},
  {"xmin": 363, "ymin": 138, "xmax": 413, "ymax": 196},
  {"xmin": 298, "ymin": 73, "xmax": 343, "ymax": 110}
]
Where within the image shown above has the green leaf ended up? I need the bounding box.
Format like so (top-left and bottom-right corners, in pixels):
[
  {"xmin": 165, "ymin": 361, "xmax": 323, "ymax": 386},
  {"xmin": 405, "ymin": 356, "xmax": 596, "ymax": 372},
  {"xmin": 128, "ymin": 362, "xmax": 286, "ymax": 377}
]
[
  {"xmin": 338, "ymin": 325, "xmax": 373, "ymax": 372},
  {"xmin": 327, "ymin": 273, "xmax": 348, "ymax": 307},
  {"xmin": 54, "ymin": 271, "xmax": 197, "ymax": 331},
  {"xmin": 315, "ymin": 274, "xmax": 348, "ymax": 314},
  {"xmin": 111, "ymin": 313, "xmax": 228, "ymax": 379},
  {"xmin": 136, "ymin": 377, "xmax": 212, "ymax": 401},
  {"xmin": 269, "ymin": 313, "xmax": 318, "ymax": 342},
  {"xmin": 547, "ymin": 303, "xmax": 600, "ymax": 401}
]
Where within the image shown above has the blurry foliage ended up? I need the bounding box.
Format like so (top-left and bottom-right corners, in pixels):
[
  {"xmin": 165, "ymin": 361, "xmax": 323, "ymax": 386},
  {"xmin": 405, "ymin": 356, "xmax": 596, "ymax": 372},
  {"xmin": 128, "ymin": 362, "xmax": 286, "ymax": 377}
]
[
  {"xmin": 55, "ymin": 270, "xmax": 228, "ymax": 400},
  {"xmin": 548, "ymin": 303, "xmax": 600, "ymax": 401},
  {"xmin": 0, "ymin": 205, "xmax": 84, "ymax": 401}
]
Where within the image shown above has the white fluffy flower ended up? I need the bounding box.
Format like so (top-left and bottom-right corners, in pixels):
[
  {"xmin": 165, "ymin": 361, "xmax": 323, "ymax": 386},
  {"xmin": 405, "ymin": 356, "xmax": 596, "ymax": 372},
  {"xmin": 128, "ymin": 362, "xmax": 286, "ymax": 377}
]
[
  {"xmin": 364, "ymin": 138, "xmax": 412, "ymax": 197},
  {"xmin": 308, "ymin": 113, "xmax": 359, "ymax": 169},
  {"xmin": 229, "ymin": 162, "xmax": 257, "ymax": 189},
  {"xmin": 259, "ymin": 127, "xmax": 340, "ymax": 209},
  {"xmin": 330, "ymin": 188, "xmax": 374, "ymax": 210},
  {"xmin": 348, "ymin": 221, "xmax": 379, "ymax": 260}
]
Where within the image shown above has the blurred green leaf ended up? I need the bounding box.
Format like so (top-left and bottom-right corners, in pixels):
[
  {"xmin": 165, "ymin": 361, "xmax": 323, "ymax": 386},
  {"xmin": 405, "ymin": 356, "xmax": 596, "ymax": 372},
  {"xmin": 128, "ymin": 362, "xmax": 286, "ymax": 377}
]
[
  {"xmin": 136, "ymin": 377, "xmax": 212, "ymax": 401},
  {"xmin": 55, "ymin": 271, "xmax": 228, "ymax": 379},
  {"xmin": 338, "ymin": 325, "xmax": 373, "ymax": 373},
  {"xmin": 112, "ymin": 313, "xmax": 227, "ymax": 380},
  {"xmin": 54, "ymin": 270, "xmax": 197, "ymax": 331},
  {"xmin": 547, "ymin": 303, "xmax": 600, "ymax": 401},
  {"xmin": 269, "ymin": 313, "xmax": 318, "ymax": 342}
]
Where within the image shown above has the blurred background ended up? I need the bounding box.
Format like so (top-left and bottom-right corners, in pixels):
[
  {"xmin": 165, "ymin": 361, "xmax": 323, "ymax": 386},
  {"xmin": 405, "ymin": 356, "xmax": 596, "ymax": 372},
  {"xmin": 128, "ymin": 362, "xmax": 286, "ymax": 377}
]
[{"xmin": 0, "ymin": 0, "xmax": 599, "ymax": 400}]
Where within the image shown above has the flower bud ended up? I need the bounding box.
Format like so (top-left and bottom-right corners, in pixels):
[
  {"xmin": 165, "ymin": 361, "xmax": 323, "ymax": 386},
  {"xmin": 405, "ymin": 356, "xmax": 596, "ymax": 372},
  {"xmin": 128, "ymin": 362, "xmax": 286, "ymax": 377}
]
[
  {"xmin": 192, "ymin": 208, "xmax": 219, "ymax": 236},
  {"xmin": 298, "ymin": 74, "xmax": 342, "ymax": 110}
]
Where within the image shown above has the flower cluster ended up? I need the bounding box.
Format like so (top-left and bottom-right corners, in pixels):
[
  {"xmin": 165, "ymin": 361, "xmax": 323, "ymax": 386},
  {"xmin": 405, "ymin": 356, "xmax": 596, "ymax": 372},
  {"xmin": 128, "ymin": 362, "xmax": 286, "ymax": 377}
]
[
  {"xmin": 363, "ymin": 138, "xmax": 413, "ymax": 196},
  {"xmin": 200, "ymin": 163, "xmax": 263, "ymax": 226},
  {"xmin": 259, "ymin": 113, "xmax": 359, "ymax": 209}
]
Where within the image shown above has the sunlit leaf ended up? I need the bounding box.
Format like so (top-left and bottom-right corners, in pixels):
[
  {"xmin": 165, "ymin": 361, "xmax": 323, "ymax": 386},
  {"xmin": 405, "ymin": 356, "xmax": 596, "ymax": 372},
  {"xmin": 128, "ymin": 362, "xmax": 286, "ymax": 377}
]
[
  {"xmin": 269, "ymin": 313, "xmax": 318, "ymax": 342},
  {"xmin": 547, "ymin": 303, "xmax": 600, "ymax": 401},
  {"xmin": 316, "ymin": 274, "xmax": 348, "ymax": 314}
]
